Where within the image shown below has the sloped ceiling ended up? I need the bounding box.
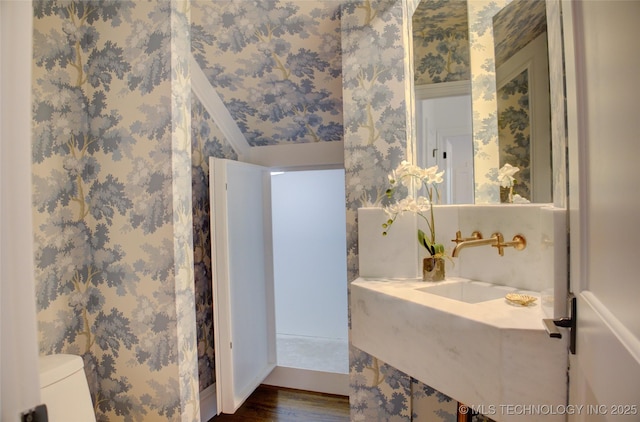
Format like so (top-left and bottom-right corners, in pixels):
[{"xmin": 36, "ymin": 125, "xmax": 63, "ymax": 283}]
[
  {"xmin": 191, "ymin": 1, "xmax": 344, "ymax": 148},
  {"xmin": 412, "ymin": 0, "xmax": 470, "ymax": 85},
  {"xmin": 493, "ymin": 0, "xmax": 547, "ymax": 68}
]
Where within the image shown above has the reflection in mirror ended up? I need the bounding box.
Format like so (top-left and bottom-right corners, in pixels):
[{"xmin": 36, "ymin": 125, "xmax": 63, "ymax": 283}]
[
  {"xmin": 412, "ymin": 0, "xmax": 474, "ymax": 204},
  {"xmin": 467, "ymin": 0, "xmax": 559, "ymax": 204},
  {"xmin": 493, "ymin": 0, "xmax": 552, "ymax": 203},
  {"xmin": 411, "ymin": 0, "xmax": 559, "ymax": 204}
]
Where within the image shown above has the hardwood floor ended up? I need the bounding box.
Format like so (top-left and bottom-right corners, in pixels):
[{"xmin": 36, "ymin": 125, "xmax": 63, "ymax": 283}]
[{"xmin": 209, "ymin": 385, "xmax": 350, "ymax": 422}]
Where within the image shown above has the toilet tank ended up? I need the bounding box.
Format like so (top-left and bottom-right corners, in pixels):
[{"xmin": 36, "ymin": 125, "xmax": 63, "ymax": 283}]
[{"xmin": 39, "ymin": 354, "xmax": 96, "ymax": 422}]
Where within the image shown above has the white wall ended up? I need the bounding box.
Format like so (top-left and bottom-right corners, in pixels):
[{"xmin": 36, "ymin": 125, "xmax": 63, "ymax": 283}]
[{"xmin": 271, "ymin": 169, "xmax": 348, "ymax": 341}]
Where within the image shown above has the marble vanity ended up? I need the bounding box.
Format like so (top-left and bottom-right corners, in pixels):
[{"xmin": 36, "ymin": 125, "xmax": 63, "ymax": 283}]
[
  {"xmin": 353, "ymin": 205, "xmax": 570, "ymax": 421},
  {"xmin": 351, "ymin": 277, "xmax": 568, "ymax": 421},
  {"xmin": 351, "ymin": 278, "xmax": 567, "ymax": 420}
]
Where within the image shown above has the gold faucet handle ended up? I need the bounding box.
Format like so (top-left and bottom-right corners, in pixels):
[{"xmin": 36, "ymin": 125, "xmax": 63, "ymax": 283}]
[
  {"xmin": 452, "ymin": 230, "xmax": 483, "ymax": 244},
  {"xmin": 510, "ymin": 235, "xmax": 527, "ymax": 251},
  {"xmin": 469, "ymin": 231, "xmax": 483, "ymax": 240},
  {"xmin": 492, "ymin": 234, "xmax": 526, "ymax": 256}
]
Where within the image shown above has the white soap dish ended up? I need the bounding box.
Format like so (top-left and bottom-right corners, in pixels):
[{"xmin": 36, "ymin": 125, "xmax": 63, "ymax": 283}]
[{"xmin": 505, "ymin": 293, "xmax": 537, "ymax": 306}]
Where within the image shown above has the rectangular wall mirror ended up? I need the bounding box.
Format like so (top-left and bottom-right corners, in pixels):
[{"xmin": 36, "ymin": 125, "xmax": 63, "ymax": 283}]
[{"xmin": 411, "ymin": 0, "xmax": 558, "ymax": 204}]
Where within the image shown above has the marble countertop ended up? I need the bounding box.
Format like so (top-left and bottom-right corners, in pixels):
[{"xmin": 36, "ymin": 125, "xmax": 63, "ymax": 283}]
[
  {"xmin": 350, "ymin": 276, "xmax": 568, "ymax": 421},
  {"xmin": 352, "ymin": 277, "xmax": 548, "ymax": 331}
]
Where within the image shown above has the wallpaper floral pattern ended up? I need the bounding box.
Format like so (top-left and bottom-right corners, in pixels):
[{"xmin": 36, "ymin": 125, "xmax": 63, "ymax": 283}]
[
  {"xmin": 190, "ymin": 0, "xmax": 344, "ymax": 147},
  {"xmin": 497, "ymin": 69, "xmax": 532, "ymax": 200},
  {"xmin": 190, "ymin": 97, "xmax": 237, "ymax": 391},
  {"xmin": 493, "ymin": 0, "xmax": 547, "ymax": 68},
  {"xmin": 29, "ymin": 0, "xmax": 565, "ymax": 421},
  {"xmin": 493, "ymin": 0, "xmax": 548, "ymax": 203},
  {"xmin": 468, "ymin": 0, "xmax": 511, "ymax": 203},
  {"xmin": 32, "ymin": 1, "xmax": 199, "ymax": 420},
  {"xmin": 342, "ymin": 1, "xmax": 456, "ymax": 420},
  {"xmin": 412, "ymin": 0, "xmax": 470, "ymax": 85},
  {"xmin": 189, "ymin": 0, "xmax": 343, "ymax": 393}
]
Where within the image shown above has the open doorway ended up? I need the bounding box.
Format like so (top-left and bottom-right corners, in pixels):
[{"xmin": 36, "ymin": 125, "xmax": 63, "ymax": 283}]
[
  {"xmin": 268, "ymin": 169, "xmax": 349, "ymax": 387},
  {"xmin": 415, "ymin": 91, "xmax": 474, "ymax": 204},
  {"xmin": 208, "ymin": 159, "xmax": 349, "ymax": 418}
]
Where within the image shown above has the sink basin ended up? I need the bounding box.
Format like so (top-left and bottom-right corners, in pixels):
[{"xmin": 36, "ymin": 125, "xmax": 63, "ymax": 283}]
[{"xmin": 416, "ymin": 280, "xmax": 516, "ymax": 303}]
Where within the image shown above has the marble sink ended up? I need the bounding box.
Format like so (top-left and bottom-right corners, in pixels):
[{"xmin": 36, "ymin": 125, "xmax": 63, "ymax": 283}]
[
  {"xmin": 416, "ymin": 280, "xmax": 517, "ymax": 304},
  {"xmin": 351, "ymin": 277, "xmax": 569, "ymax": 422}
]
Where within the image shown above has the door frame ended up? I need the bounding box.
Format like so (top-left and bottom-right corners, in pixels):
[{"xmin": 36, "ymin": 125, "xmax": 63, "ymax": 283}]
[{"xmin": 563, "ymin": 0, "xmax": 640, "ymax": 415}]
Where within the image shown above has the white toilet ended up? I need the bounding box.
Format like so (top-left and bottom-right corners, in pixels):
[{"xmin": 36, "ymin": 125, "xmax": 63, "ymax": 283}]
[{"xmin": 39, "ymin": 354, "xmax": 97, "ymax": 422}]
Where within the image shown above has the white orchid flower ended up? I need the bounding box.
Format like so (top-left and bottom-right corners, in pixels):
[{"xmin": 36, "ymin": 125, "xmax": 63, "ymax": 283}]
[
  {"xmin": 383, "ymin": 162, "xmax": 446, "ymax": 256},
  {"xmin": 498, "ymin": 163, "xmax": 520, "ymax": 188},
  {"xmin": 430, "ymin": 170, "xmax": 444, "ymax": 184}
]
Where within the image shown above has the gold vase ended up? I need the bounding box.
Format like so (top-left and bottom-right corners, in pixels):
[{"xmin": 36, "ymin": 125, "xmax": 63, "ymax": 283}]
[{"xmin": 423, "ymin": 257, "xmax": 445, "ymax": 281}]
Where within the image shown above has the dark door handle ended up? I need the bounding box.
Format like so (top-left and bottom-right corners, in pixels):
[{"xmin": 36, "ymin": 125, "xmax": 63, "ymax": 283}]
[{"xmin": 542, "ymin": 293, "xmax": 576, "ymax": 354}]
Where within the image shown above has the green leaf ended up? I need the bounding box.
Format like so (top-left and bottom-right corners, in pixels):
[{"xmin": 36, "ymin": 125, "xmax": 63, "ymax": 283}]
[
  {"xmin": 417, "ymin": 229, "xmax": 428, "ymax": 249},
  {"xmin": 433, "ymin": 243, "xmax": 445, "ymax": 255},
  {"xmin": 418, "ymin": 229, "xmax": 436, "ymax": 255}
]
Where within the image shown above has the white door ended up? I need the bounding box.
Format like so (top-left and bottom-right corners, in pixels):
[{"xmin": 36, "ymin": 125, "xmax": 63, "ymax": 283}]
[
  {"xmin": 209, "ymin": 158, "xmax": 276, "ymax": 414},
  {"xmin": 415, "ymin": 93, "xmax": 473, "ymax": 204},
  {"xmin": 437, "ymin": 130, "xmax": 474, "ymax": 204},
  {"xmin": 564, "ymin": 1, "xmax": 640, "ymax": 419}
]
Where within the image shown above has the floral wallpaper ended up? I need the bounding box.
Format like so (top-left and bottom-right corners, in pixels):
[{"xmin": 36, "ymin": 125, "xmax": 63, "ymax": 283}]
[
  {"xmin": 190, "ymin": 96, "xmax": 237, "ymax": 392},
  {"xmin": 190, "ymin": 0, "xmax": 344, "ymax": 147},
  {"xmin": 29, "ymin": 1, "xmax": 565, "ymax": 421},
  {"xmin": 492, "ymin": 0, "xmax": 547, "ymax": 69},
  {"xmin": 493, "ymin": 0, "xmax": 548, "ymax": 203},
  {"xmin": 468, "ymin": 0, "xmax": 511, "ymax": 203},
  {"xmin": 189, "ymin": 0, "xmax": 343, "ymax": 394},
  {"xmin": 32, "ymin": 1, "xmax": 199, "ymax": 420},
  {"xmin": 467, "ymin": 0, "xmax": 565, "ymax": 206},
  {"xmin": 342, "ymin": 1, "xmax": 456, "ymax": 420},
  {"xmin": 497, "ymin": 69, "xmax": 531, "ymax": 201},
  {"xmin": 412, "ymin": 0, "xmax": 470, "ymax": 85}
]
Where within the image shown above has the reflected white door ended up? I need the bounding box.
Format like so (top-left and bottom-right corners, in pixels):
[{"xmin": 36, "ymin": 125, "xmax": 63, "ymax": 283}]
[
  {"xmin": 564, "ymin": 1, "xmax": 640, "ymax": 419},
  {"xmin": 438, "ymin": 131, "xmax": 474, "ymax": 204},
  {"xmin": 415, "ymin": 94, "xmax": 473, "ymax": 204},
  {"xmin": 210, "ymin": 158, "xmax": 276, "ymax": 414}
]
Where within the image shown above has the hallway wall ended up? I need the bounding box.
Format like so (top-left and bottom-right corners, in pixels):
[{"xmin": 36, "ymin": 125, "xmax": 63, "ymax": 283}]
[{"xmin": 271, "ymin": 169, "xmax": 348, "ymax": 341}]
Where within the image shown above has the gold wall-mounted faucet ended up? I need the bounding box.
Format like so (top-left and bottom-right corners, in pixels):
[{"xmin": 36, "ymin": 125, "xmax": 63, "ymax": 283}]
[
  {"xmin": 451, "ymin": 231, "xmax": 526, "ymax": 257},
  {"xmin": 451, "ymin": 230, "xmax": 483, "ymax": 245},
  {"xmin": 492, "ymin": 233, "xmax": 527, "ymax": 256}
]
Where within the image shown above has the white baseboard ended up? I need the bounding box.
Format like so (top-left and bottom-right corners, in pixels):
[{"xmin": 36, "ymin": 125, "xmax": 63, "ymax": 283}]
[
  {"xmin": 263, "ymin": 366, "xmax": 349, "ymax": 396},
  {"xmin": 199, "ymin": 383, "xmax": 217, "ymax": 422}
]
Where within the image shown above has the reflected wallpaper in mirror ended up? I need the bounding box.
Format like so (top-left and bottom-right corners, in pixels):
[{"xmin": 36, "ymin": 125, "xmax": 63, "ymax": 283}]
[
  {"xmin": 412, "ymin": 0, "xmax": 474, "ymax": 204},
  {"xmin": 493, "ymin": 0, "xmax": 552, "ymax": 203},
  {"xmin": 412, "ymin": 0, "xmax": 554, "ymax": 204},
  {"xmin": 468, "ymin": 0, "xmax": 562, "ymax": 204},
  {"xmin": 413, "ymin": 0, "xmax": 470, "ymax": 85}
]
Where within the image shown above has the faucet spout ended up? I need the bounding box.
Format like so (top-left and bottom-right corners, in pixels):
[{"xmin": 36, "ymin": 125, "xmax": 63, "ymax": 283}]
[{"xmin": 451, "ymin": 233, "xmax": 502, "ymax": 257}]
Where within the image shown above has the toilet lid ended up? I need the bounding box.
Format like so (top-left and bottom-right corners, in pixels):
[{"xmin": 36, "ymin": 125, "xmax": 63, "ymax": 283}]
[{"xmin": 39, "ymin": 354, "xmax": 84, "ymax": 388}]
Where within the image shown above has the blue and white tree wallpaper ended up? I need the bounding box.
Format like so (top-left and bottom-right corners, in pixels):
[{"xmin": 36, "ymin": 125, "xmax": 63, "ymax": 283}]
[
  {"xmin": 190, "ymin": 0, "xmax": 344, "ymax": 394},
  {"xmin": 342, "ymin": 1, "xmax": 458, "ymax": 420},
  {"xmin": 413, "ymin": 0, "xmax": 470, "ymax": 85},
  {"xmin": 191, "ymin": 0, "xmax": 344, "ymax": 147},
  {"xmin": 30, "ymin": 0, "xmax": 555, "ymax": 420},
  {"xmin": 32, "ymin": 1, "xmax": 199, "ymax": 420},
  {"xmin": 190, "ymin": 96, "xmax": 238, "ymax": 392},
  {"xmin": 497, "ymin": 69, "xmax": 532, "ymax": 201}
]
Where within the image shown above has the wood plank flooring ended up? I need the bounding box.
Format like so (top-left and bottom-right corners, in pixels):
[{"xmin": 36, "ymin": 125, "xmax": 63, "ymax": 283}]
[{"xmin": 209, "ymin": 385, "xmax": 350, "ymax": 422}]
